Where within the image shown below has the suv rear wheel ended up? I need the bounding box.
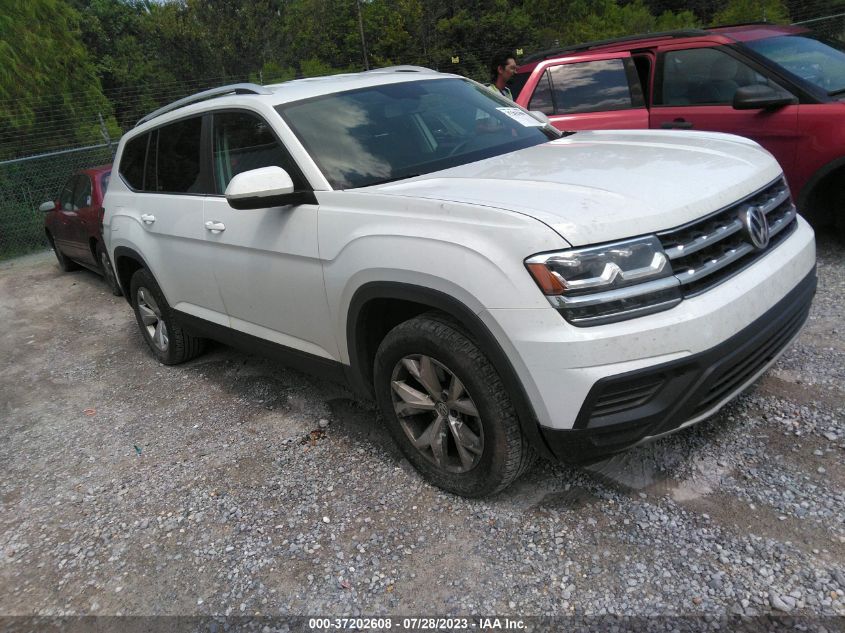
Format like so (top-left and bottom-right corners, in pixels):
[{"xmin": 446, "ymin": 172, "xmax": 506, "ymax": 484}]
[
  {"xmin": 374, "ymin": 314, "xmax": 534, "ymax": 497},
  {"xmin": 129, "ymin": 268, "xmax": 205, "ymax": 365}
]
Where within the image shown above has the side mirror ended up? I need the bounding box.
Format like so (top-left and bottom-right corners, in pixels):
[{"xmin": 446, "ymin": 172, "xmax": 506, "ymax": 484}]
[
  {"xmin": 39, "ymin": 201, "xmax": 56, "ymax": 212},
  {"xmin": 225, "ymin": 166, "xmax": 298, "ymax": 210},
  {"xmin": 733, "ymin": 85, "xmax": 797, "ymax": 111},
  {"xmin": 529, "ymin": 110, "xmax": 552, "ymax": 126}
]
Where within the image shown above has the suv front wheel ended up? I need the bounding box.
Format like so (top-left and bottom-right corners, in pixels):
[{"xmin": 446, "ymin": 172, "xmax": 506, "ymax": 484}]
[
  {"xmin": 374, "ymin": 314, "xmax": 534, "ymax": 497},
  {"xmin": 129, "ymin": 268, "xmax": 205, "ymax": 365}
]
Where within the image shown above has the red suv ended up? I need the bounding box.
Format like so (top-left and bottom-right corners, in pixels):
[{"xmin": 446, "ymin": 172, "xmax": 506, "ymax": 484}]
[
  {"xmin": 41, "ymin": 165, "xmax": 121, "ymax": 295},
  {"xmin": 513, "ymin": 24, "xmax": 845, "ymax": 235}
]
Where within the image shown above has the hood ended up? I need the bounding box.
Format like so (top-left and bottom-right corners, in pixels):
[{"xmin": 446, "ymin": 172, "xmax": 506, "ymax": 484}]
[{"xmin": 365, "ymin": 129, "xmax": 783, "ymax": 246}]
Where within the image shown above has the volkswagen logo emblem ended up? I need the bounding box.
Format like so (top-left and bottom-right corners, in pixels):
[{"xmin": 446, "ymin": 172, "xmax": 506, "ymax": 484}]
[{"xmin": 741, "ymin": 205, "xmax": 770, "ymax": 250}]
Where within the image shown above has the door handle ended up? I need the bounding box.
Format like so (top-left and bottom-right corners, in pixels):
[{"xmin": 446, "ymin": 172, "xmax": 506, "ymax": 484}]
[
  {"xmin": 205, "ymin": 221, "xmax": 226, "ymax": 234},
  {"xmin": 661, "ymin": 118, "xmax": 694, "ymax": 129},
  {"xmin": 140, "ymin": 214, "xmax": 156, "ymax": 225}
]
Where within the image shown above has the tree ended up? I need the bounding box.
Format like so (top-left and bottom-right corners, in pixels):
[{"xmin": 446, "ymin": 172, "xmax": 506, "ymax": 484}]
[
  {"xmin": 712, "ymin": 0, "xmax": 790, "ymax": 25},
  {"xmin": 0, "ymin": 0, "xmax": 117, "ymax": 157},
  {"xmin": 524, "ymin": 0, "xmax": 697, "ymax": 51}
]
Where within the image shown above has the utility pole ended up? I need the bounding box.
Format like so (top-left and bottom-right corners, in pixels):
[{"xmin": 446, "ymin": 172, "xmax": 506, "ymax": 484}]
[{"xmin": 356, "ymin": 0, "xmax": 370, "ymax": 70}]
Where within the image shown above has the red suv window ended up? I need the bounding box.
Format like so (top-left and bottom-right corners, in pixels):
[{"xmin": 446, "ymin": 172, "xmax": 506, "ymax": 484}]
[
  {"xmin": 658, "ymin": 47, "xmax": 783, "ymax": 106},
  {"xmin": 547, "ymin": 58, "xmax": 637, "ymax": 113}
]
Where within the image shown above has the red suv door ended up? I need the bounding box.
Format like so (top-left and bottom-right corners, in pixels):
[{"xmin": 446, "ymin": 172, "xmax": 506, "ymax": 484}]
[
  {"xmin": 650, "ymin": 43, "xmax": 800, "ymax": 179},
  {"xmin": 68, "ymin": 174, "xmax": 99, "ymax": 266},
  {"xmin": 515, "ymin": 52, "xmax": 648, "ymax": 131}
]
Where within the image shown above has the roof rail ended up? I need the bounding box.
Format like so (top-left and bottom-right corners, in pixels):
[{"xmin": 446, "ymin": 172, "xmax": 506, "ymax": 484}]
[
  {"xmin": 520, "ymin": 29, "xmax": 708, "ymax": 64},
  {"xmin": 363, "ymin": 65, "xmax": 436, "ymax": 74},
  {"xmin": 136, "ymin": 83, "xmax": 273, "ymax": 127},
  {"xmin": 707, "ymin": 20, "xmax": 774, "ymax": 29}
]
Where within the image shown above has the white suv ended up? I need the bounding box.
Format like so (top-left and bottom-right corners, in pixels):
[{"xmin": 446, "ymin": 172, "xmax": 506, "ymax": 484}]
[{"xmin": 104, "ymin": 67, "xmax": 816, "ymax": 497}]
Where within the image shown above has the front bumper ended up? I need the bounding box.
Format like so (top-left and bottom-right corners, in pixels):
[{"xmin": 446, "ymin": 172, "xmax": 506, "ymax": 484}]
[{"xmin": 540, "ymin": 267, "xmax": 816, "ymax": 463}]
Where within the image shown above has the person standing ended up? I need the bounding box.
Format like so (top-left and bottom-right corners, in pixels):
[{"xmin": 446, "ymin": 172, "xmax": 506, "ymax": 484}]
[{"xmin": 487, "ymin": 50, "xmax": 517, "ymax": 100}]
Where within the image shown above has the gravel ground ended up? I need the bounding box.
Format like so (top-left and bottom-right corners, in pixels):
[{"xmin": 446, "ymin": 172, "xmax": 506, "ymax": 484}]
[{"xmin": 0, "ymin": 237, "xmax": 843, "ymax": 631}]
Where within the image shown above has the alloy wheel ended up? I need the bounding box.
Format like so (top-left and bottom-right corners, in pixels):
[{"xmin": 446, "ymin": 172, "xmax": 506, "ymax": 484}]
[
  {"xmin": 136, "ymin": 287, "xmax": 168, "ymax": 351},
  {"xmin": 390, "ymin": 354, "xmax": 484, "ymax": 473}
]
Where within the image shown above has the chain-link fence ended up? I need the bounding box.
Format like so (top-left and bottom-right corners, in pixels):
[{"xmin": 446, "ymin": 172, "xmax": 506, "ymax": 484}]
[
  {"xmin": 793, "ymin": 11, "xmax": 845, "ymax": 39},
  {"xmin": 0, "ymin": 144, "xmax": 115, "ymax": 260},
  {"xmin": 1, "ymin": 12, "xmax": 843, "ymax": 262}
]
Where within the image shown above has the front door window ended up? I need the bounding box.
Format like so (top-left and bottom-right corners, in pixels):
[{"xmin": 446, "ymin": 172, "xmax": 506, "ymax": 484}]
[
  {"xmin": 212, "ymin": 111, "xmax": 304, "ymax": 194},
  {"xmin": 659, "ymin": 47, "xmax": 782, "ymax": 106}
]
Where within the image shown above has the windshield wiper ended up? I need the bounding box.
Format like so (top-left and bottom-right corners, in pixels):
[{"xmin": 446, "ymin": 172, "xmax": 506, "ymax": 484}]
[{"xmin": 828, "ymin": 87, "xmax": 845, "ymax": 96}]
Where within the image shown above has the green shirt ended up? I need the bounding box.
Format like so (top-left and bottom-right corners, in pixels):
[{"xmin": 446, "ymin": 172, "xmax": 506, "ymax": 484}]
[{"xmin": 486, "ymin": 83, "xmax": 513, "ymax": 101}]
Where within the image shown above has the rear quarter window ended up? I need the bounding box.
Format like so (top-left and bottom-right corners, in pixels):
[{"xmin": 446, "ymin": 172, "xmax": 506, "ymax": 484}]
[{"xmin": 119, "ymin": 134, "xmax": 148, "ymax": 190}]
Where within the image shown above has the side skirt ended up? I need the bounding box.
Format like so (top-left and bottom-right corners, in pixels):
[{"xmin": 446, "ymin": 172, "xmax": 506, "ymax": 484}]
[{"xmin": 175, "ymin": 311, "xmax": 349, "ymax": 386}]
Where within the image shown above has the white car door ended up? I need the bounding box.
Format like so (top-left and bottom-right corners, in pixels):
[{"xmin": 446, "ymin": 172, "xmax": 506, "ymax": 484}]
[
  {"xmin": 115, "ymin": 116, "xmax": 228, "ymax": 323},
  {"xmin": 202, "ymin": 109, "xmax": 340, "ymax": 362}
]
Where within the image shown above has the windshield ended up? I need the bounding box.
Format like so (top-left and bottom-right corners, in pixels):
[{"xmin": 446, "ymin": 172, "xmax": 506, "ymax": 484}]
[
  {"xmin": 276, "ymin": 78, "xmax": 558, "ymax": 189},
  {"xmin": 744, "ymin": 34, "xmax": 845, "ymax": 95}
]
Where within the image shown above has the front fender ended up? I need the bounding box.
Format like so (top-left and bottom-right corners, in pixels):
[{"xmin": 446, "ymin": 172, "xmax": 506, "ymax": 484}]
[{"xmin": 344, "ymin": 280, "xmax": 555, "ymax": 460}]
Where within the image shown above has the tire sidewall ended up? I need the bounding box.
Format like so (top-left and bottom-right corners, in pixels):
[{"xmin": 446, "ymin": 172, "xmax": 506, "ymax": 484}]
[
  {"xmin": 48, "ymin": 232, "xmax": 75, "ymax": 272},
  {"xmin": 374, "ymin": 321, "xmax": 515, "ymax": 497},
  {"xmin": 129, "ymin": 269, "xmax": 177, "ymax": 364},
  {"xmin": 97, "ymin": 243, "xmax": 122, "ymax": 296}
]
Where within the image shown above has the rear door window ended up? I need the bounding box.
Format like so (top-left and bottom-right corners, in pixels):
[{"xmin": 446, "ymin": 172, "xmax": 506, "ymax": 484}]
[
  {"xmin": 73, "ymin": 176, "xmax": 92, "ymax": 209},
  {"xmin": 58, "ymin": 177, "xmax": 76, "ymax": 210},
  {"xmin": 547, "ymin": 58, "xmax": 638, "ymax": 113},
  {"xmin": 144, "ymin": 131, "xmax": 159, "ymax": 193},
  {"xmin": 155, "ymin": 117, "xmax": 205, "ymax": 193}
]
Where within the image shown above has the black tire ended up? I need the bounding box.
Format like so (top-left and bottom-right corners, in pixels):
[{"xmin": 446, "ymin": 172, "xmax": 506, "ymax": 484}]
[
  {"xmin": 832, "ymin": 187, "xmax": 845, "ymax": 243},
  {"xmin": 374, "ymin": 313, "xmax": 534, "ymax": 497},
  {"xmin": 96, "ymin": 242, "xmax": 123, "ymax": 296},
  {"xmin": 129, "ymin": 268, "xmax": 205, "ymax": 365},
  {"xmin": 47, "ymin": 232, "xmax": 78, "ymax": 272}
]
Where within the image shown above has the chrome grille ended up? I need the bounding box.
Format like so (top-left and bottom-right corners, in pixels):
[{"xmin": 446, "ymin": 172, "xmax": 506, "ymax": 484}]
[{"xmin": 658, "ymin": 178, "xmax": 797, "ymax": 297}]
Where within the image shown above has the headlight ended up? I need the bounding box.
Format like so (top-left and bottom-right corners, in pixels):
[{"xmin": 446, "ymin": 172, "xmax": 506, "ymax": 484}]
[{"xmin": 525, "ymin": 236, "xmax": 682, "ymax": 326}]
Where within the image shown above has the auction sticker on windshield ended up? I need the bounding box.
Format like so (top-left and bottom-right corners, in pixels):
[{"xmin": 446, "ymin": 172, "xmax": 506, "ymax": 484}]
[{"xmin": 497, "ymin": 107, "xmax": 544, "ymax": 126}]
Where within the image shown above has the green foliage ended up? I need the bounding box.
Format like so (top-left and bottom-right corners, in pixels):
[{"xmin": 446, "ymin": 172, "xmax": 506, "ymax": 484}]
[
  {"xmin": 0, "ymin": 200, "xmax": 48, "ymax": 261},
  {"xmin": 300, "ymin": 59, "xmax": 339, "ymax": 78},
  {"xmin": 250, "ymin": 62, "xmax": 297, "ymax": 85},
  {"xmin": 712, "ymin": 0, "xmax": 790, "ymax": 25},
  {"xmin": 0, "ymin": 0, "xmax": 804, "ymax": 159},
  {"xmin": 429, "ymin": 1, "xmax": 537, "ymax": 81},
  {"xmin": 655, "ymin": 9, "xmax": 700, "ymax": 30},
  {"xmin": 523, "ymin": 0, "xmax": 698, "ymax": 49},
  {"xmin": 0, "ymin": 0, "xmax": 117, "ymax": 158},
  {"xmin": 0, "ymin": 144, "xmax": 113, "ymax": 259}
]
